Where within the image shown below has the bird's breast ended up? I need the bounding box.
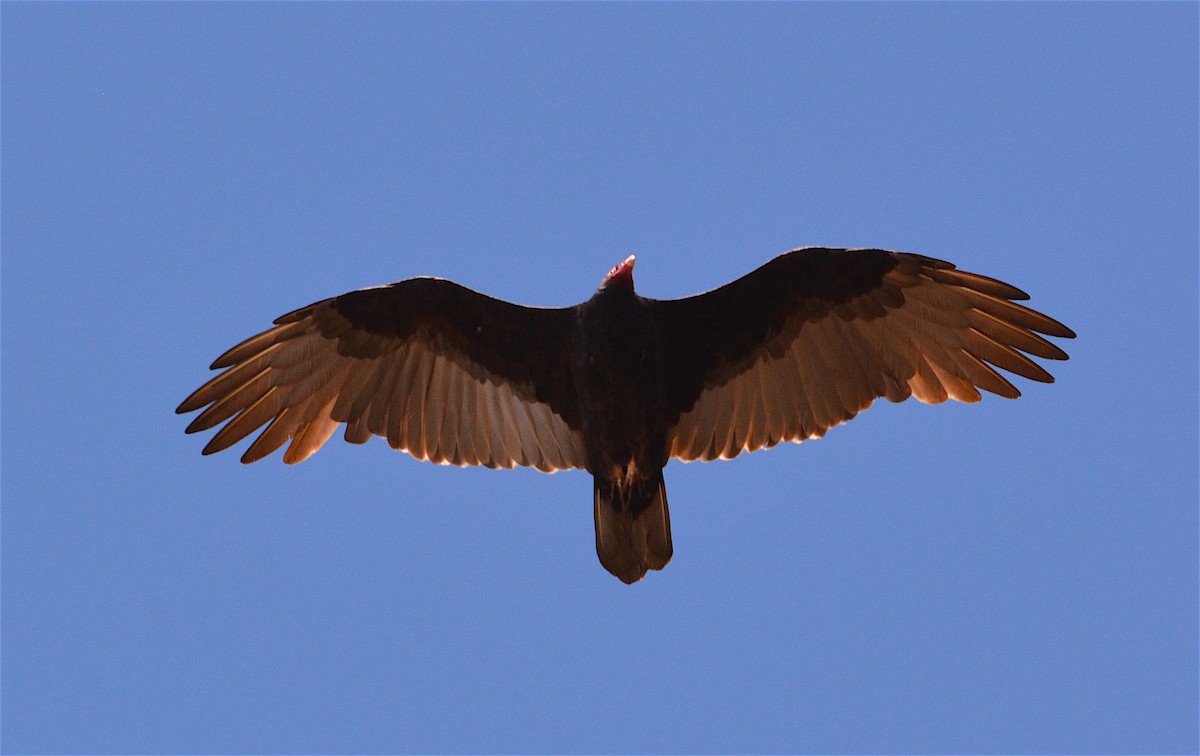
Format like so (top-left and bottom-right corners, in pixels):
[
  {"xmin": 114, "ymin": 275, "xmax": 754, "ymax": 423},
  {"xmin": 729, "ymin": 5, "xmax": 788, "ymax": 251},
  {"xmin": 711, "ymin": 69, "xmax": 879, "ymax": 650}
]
[{"xmin": 572, "ymin": 292, "xmax": 669, "ymax": 472}]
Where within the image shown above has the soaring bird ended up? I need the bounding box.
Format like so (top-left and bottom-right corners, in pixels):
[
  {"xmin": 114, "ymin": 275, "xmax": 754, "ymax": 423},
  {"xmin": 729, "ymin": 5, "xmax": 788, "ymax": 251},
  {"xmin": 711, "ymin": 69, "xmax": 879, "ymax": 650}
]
[{"xmin": 178, "ymin": 247, "xmax": 1074, "ymax": 583}]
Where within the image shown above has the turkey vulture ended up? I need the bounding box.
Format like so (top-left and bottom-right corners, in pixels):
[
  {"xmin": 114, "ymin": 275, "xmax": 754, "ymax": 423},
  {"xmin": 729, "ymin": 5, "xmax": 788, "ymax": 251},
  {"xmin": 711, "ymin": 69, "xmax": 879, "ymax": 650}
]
[{"xmin": 178, "ymin": 247, "xmax": 1074, "ymax": 583}]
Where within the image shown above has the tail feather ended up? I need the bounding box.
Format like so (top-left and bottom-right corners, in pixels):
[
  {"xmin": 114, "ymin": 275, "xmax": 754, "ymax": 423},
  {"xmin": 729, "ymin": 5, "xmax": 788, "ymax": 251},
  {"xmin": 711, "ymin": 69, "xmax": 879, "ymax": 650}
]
[{"xmin": 593, "ymin": 476, "xmax": 673, "ymax": 584}]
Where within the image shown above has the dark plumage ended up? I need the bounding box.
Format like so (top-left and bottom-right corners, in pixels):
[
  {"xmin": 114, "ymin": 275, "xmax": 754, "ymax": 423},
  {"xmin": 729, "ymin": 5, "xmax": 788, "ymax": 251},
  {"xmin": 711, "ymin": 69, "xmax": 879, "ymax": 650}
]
[{"xmin": 178, "ymin": 247, "xmax": 1075, "ymax": 583}]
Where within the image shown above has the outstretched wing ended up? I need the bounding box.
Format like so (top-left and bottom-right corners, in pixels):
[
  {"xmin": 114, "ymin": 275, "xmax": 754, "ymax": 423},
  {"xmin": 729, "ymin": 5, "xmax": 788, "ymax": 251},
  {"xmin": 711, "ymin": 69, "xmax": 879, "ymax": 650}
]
[
  {"xmin": 177, "ymin": 278, "xmax": 587, "ymax": 470},
  {"xmin": 652, "ymin": 247, "xmax": 1076, "ymax": 461}
]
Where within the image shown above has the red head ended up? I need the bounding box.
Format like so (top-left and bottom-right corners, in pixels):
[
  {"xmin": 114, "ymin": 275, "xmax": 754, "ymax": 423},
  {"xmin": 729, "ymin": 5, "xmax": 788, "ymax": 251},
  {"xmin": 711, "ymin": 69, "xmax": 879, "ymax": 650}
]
[{"xmin": 601, "ymin": 255, "xmax": 636, "ymax": 290}]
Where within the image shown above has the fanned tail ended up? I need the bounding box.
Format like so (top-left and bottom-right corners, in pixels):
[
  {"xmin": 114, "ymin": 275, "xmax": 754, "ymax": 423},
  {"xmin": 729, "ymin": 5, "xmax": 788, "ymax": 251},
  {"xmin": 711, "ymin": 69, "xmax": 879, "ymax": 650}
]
[{"xmin": 593, "ymin": 475, "xmax": 673, "ymax": 584}]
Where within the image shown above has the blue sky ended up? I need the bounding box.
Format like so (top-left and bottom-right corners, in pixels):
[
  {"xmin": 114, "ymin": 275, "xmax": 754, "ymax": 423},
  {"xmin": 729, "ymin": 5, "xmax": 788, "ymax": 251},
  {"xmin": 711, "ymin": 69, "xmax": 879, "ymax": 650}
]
[{"xmin": 3, "ymin": 3, "xmax": 1196, "ymax": 753}]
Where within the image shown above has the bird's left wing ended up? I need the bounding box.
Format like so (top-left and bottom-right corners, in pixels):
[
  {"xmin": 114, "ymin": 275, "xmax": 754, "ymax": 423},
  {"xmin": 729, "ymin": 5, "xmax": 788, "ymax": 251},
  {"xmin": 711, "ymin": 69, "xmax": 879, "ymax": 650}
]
[
  {"xmin": 177, "ymin": 278, "xmax": 587, "ymax": 471},
  {"xmin": 649, "ymin": 247, "xmax": 1075, "ymax": 462}
]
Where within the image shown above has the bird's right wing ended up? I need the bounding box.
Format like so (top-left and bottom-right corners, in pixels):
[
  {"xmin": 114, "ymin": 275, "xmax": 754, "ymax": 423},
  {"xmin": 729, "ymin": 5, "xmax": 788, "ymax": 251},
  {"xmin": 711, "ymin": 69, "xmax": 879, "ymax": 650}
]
[
  {"xmin": 650, "ymin": 248, "xmax": 1075, "ymax": 462},
  {"xmin": 177, "ymin": 278, "xmax": 587, "ymax": 471}
]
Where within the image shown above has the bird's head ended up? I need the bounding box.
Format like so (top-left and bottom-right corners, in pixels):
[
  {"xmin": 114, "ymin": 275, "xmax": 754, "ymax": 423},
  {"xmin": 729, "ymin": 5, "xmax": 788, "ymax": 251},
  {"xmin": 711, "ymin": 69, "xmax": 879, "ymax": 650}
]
[{"xmin": 601, "ymin": 255, "xmax": 636, "ymax": 291}]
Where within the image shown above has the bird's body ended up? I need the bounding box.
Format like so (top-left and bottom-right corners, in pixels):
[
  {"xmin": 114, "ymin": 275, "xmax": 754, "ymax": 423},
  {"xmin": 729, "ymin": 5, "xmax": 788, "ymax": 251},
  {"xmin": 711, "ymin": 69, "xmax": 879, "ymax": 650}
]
[
  {"xmin": 573, "ymin": 259, "xmax": 674, "ymax": 582},
  {"xmin": 179, "ymin": 248, "xmax": 1075, "ymax": 583}
]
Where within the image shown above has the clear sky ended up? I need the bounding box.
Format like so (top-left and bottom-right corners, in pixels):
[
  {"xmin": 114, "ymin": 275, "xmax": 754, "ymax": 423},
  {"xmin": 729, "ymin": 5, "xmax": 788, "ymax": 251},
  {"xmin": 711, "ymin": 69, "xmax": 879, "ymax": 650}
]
[{"xmin": 3, "ymin": 4, "xmax": 1196, "ymax": 754}]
